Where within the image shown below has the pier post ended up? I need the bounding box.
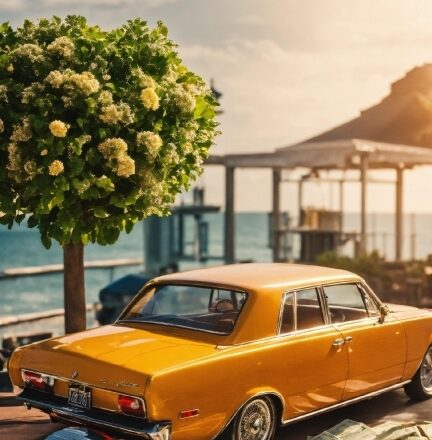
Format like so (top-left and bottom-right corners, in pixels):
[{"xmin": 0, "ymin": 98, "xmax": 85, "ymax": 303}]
[
  {"xmin": 272, "ymin": 168, "xmax": 282, "ymax": 261},
  {"xmin": 395, "ymin": 166, "xmax": 404, "ymax": 261},
  {"xmin": 360, "ymin": 154, "xmax": 368, "ymax": 254},
  {"xmin": 224, "ymin": 166, "xmax": 235, "ymax": 264}
]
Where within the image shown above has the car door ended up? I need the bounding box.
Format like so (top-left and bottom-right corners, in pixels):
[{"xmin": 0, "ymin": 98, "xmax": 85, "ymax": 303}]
[
  {"xmin": 276, "ymin": 287, "xmax": 348, "ymax": 418},
  {"xmin": 322, "ymin": 282, "xmax": 406, "ymax": 400}
]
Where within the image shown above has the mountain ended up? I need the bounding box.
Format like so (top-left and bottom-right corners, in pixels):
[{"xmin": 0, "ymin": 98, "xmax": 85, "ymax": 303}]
[{"xmin": 300, "ymin": 64, "xmax": 432, "ymax": 148}]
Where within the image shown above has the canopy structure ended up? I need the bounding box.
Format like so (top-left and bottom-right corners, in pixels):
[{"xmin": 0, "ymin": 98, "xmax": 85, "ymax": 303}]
[
  {"xmin": 206, "ymin": 65, "xmax": 432, "ymax": 264},
  {"xmin": 205, "ymin": 139, "xmax": 432, "ymax": 263}
]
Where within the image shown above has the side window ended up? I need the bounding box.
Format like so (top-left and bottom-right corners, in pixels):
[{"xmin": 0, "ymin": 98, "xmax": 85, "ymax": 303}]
[
  {"xmin": 280, "ymin": 288, "xmax": 324, "ymax": 334},
  {"xmin": 296, "ymin": 288, "xmax": 325, "ymax": 331},
  {"xmin": 324, "ymin": 284, "xmax": 368, "ymax": 323},
  {"xmin": 361, "ymin": 285, "xmax": 381, "ymax": 317},
  {"xmin": 280, "ymin": 293, "xmax": 294, "ymax": 334}
]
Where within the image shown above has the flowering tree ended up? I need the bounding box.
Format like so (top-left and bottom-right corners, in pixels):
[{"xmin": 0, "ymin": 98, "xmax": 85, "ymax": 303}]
[{"xmin": 0, "ymin": 16, "xmax": 218, "ymax": 333}]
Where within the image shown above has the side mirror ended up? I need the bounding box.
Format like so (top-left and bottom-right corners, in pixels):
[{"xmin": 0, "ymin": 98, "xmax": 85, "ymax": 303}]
[{"xmin": 378, "ymin": 305, "xmax": 390, "ymax": 323}]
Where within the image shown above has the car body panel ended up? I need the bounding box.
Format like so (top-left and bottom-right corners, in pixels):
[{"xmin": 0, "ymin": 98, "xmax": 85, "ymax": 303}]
[
  {"xmin": 336, "ymin": 315, "xmax": 406, "ymax": 399},
  {"xmin": 7, "ymin": 263, "xmax": 432, "ymax": 440}
]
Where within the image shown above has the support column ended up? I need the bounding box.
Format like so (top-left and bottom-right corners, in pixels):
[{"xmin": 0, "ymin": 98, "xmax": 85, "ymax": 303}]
[
  {"xmin": 339, "ymin": 180, "xmax": 344, "ymax": 233},
  {"xmin": 395, "ymin": 166, "xmax": 404, "ymax": 261},
  {"xmin": 298, "ymin": 179, "xmax": 304, "ymax": 226},
  {"xmin": 272, "ymin": 168, "xmax": 282, "ymax": 262},
  {"xmin": 360, "ymin": 155, "xmax": 368, "ymax": 254},
  {"xmin": 224, "ymin": 166, "xmax": 235, "ymax": 264}
]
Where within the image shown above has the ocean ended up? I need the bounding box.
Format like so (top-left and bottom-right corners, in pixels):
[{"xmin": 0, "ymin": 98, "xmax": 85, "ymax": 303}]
[{"xmin": 1, "ymin": 212, "xmax": 432, "ymax": 319}]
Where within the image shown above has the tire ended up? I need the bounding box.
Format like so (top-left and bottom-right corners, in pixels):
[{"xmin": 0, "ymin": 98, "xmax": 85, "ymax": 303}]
[
  {"xmin": 228, "ymin": 397, "xmax": 277, "ymax": 440},
  {"xmin": 404, "ymin": 345, "xmax": 432, "ymax": 401}
]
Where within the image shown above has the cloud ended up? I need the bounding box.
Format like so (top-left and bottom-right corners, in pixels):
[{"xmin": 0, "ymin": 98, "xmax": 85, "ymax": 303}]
[{"xmin": 0, "ymin": 0, "xmax": 178, "ymax": 14}]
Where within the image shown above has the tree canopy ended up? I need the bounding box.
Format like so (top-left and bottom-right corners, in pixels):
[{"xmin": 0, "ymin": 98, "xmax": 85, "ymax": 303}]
[{"xmin": 0, "ymin": 16, "xmax": 218, "ymax": 248}]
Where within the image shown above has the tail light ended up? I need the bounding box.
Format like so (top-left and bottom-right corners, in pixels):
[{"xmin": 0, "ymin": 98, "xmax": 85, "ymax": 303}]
[
  {"xmin": 117, "ymin": 394, "xmax": 145, "ymax": 416},
  {"xmin": 21, "ymin": 369, "xmax": 54, "ymax": 392}
]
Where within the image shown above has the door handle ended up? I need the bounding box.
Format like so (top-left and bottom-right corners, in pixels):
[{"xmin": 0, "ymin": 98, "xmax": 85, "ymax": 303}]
[{"xmin": 332, "ymin": 338, "xmax": 345, "ymax": 347}]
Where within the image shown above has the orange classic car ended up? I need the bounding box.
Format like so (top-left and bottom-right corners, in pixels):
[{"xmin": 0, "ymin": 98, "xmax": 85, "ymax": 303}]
[{"xmin": 8, "ymin": 263, "xmax": 432, "ymax": 440}]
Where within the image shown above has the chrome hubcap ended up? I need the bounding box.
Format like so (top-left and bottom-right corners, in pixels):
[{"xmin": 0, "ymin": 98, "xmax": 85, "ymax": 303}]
[
  {"xmin": 238, "ymin": 399, "xmax": 271, "ymax": 440},
  {"xmin": 421, "ymin": 348, "xmax": 432, "ymax": 391}
]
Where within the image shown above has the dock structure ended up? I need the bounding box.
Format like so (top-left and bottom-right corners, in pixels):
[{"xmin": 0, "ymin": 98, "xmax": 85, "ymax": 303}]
[{"xmin": 206, "ymin": 140, "xmax": 432, "ymax": 263}]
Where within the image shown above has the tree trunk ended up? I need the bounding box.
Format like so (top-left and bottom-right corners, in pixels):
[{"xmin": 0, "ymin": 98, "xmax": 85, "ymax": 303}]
[{"xmin": 63, "ymin": 243, "xmax": 86, "ymax": 334}]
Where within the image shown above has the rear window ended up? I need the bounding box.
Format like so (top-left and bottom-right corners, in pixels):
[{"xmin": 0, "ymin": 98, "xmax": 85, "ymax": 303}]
[{"xmin": 118, "ymin": 284, "xmax": 247, "ymax": 335}]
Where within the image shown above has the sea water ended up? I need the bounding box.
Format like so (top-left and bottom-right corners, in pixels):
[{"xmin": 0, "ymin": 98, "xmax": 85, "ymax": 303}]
[{"xmin": 1, "ymin": 212, "xmax": 431, "ymax": 318}]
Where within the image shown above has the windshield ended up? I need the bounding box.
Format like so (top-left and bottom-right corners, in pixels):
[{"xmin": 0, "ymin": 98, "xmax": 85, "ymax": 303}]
[{"xmin": 118, "ymin": 284, "xmax": 248, "ymax": 335}]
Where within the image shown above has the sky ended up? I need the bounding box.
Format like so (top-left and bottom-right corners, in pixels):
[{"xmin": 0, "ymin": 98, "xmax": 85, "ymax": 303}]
[{"xmin": 2, "ymin": 0, "xmax": 432, "ymax": 214}]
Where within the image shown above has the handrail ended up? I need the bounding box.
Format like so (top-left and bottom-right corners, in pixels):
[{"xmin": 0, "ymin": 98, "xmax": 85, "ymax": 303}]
[{"xmin": 0, "ymin": 258, "xmax": 143, "ymax": 280}]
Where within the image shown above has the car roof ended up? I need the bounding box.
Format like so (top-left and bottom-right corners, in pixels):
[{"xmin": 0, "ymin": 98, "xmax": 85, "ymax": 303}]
[{"xmin": 153, "ymin": 263, "xmax": 360, "ymax": 292}]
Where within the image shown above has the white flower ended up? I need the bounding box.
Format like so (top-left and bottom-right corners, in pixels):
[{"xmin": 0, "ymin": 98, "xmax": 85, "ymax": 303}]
[
  {"xmin": 6, "ymin": 143, "xmax": 23, "ymax": 182},
  {"xmin": 47, "ymin": 36, "xmax": 75, "ymax": 59},
  {"xmin": 132, "ymin": 68, "xmax": 156, "ymax": 89},
  {"xmin": 49, "ymin": 120, "xmax": 69, "ymax": 138},
  {"xmin": 40, "ymin": 149, "xmax": 48, "ymax": 156},
  {"xmin": 98, "ymin": 138, "xmax": 128, "ymax": 160},
  {"xmin": 99, "ymin": 103, "xmax": 134, "ymax": 125},
  {"xmin": 118, "ymin": 102, "xmax": 134, "ymax": 125},
  {"xmin": 21, "ymin": 82, "xmax": 45, "ymax": 104},
  {"xmin": 48, "ymin": 160, "xmax": 64, "ymax": 176},
  {"xmin": 10, "ymin": 118, "xmax": 32, "ymax": 142},
  {"xmin": 98, "ymin": 91, "xmax": 113, "ymax": 105},
  {"xmin": 164, "ymin": 65, "xmax": 178, "ymax": 83},
  {"xmin": 45, "ymin": 70, "xmax": 64, "ymax": 88},
  {"xmin": 24, "ymin": 160, "xmax": 37, "ymax": 178},
  {"xmin": 140, "ymin": 88, "xmax": 159, "ymax": 110},
  {"xmin": 99, "ymin": 104, "xmax": 122, "ymax": 124},
  {"xmin": 171, "ymin": 85, "xmax": 195, "ymax": 114},
  {"xmin": 11, "ymin": 44, "xmax": 45, "ymax": 63},
  {"xmin": 69, "ymin": 71, "xmax": 100, "ymax": 96},
  {"xmin": 0, "ymin": 118, "xmax": 4, "ymax": 134},
  {"xmin": 137, "ymin": 131, "xmax": 163, "ymax": 158},
  {"xmin": 116, "ymin": 155, "xmax": 135, "ymax": 177},
  {"xmin": 0, "ymin": 85, "xmax": 8, "ymax": 102}
]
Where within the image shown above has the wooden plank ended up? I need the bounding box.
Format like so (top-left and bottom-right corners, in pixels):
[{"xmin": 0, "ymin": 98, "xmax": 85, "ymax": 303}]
[{"xmin": 0, "ymin": 258, "xmax": 143, "ymax": 280}]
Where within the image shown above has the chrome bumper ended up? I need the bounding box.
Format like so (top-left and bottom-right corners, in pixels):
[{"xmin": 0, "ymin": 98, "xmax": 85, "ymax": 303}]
[{"xmin": 18, "ymin": 389, "xmax": 171, "ymax": 440}]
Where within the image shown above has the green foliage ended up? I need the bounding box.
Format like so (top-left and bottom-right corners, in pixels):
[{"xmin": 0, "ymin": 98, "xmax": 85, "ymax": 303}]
[
  {"xmin": 0, "ymin": 16, "xmax": 219, "ymax": 247},
  {"xmin": 316, "ymin": 251, "xmax": 382, "ymax": 277}
]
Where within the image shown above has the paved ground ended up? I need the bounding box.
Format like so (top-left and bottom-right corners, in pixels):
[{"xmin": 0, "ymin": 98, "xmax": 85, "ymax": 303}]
[{"xmin": 1, "ymin": 389, "xmax": 432, "ymax": 440}]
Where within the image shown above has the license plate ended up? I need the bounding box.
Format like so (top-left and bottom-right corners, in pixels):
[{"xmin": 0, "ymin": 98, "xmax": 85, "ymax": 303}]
[{"xmin": 68, "ymin": 385, "xmax": 91, "ymax": 409}]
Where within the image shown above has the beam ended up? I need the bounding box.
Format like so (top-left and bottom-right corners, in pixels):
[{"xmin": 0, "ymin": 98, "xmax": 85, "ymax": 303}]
[
  {"xmin": 272, "ymin": 169, "xmax": 282, "ymax": 262},
  {"xmin": 395, "ymin": 167, "xmax": 404, "ymax": 261},
  {"xmin": 224, "ymin": 166, "xmax": 236, "ymax": 264},
  {"xmin": 360, "ymin": 155, "xmax": 368, "ymax": 254}
]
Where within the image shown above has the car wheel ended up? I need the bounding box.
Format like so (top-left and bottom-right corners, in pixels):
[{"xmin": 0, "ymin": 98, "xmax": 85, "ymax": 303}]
[
  {"xmin": 230, "ymin": 397, "xmax": 276, "ymax": 440},
  {"xmin": 404, "ymin": 345, "xmax": 432, "ymax": 401}
]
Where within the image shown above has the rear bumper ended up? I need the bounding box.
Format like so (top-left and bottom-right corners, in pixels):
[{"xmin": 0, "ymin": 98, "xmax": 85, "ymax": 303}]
[{"xmin": 17, "ymin": 389, "xmax": 171, "ymax": 440}]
